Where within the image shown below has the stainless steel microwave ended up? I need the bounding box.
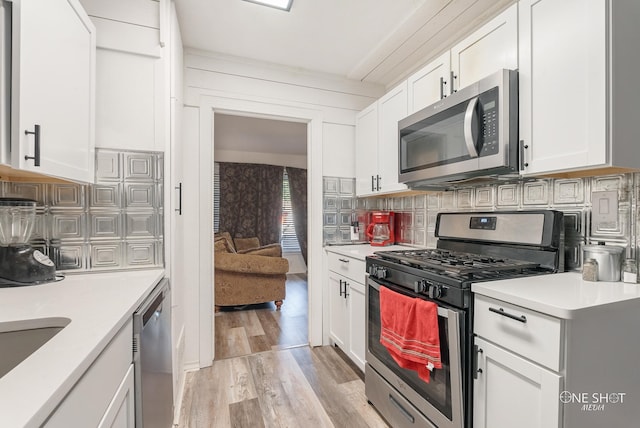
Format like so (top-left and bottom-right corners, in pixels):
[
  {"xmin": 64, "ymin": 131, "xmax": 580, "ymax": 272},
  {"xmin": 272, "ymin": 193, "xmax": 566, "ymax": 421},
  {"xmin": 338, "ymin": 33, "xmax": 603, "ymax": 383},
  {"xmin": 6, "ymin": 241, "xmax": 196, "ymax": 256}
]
[{"xmin": 398, "ymin": 69, "xmax": 518, "ymax": 188}]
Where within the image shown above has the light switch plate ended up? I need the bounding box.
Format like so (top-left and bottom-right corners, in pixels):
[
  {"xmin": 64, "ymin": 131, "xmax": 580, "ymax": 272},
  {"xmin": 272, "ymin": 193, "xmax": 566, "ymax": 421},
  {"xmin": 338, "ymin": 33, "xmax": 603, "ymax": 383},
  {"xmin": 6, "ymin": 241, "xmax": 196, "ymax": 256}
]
[{"xmin": 591, "ymin": 190, "xmax": 618, "ymax": 229}]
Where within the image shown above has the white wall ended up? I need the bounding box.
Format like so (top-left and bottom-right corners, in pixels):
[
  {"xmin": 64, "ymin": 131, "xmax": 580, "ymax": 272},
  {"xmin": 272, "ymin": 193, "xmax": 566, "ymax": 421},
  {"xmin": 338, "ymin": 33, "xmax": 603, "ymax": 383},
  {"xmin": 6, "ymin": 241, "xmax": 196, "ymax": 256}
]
[
  {"xmin": 214, "ymin": 149, "xmax": 307, "ymax": 169},
  {"xmin": 181, "ymin": 50, "xmax": 383, "ymax": 368}
]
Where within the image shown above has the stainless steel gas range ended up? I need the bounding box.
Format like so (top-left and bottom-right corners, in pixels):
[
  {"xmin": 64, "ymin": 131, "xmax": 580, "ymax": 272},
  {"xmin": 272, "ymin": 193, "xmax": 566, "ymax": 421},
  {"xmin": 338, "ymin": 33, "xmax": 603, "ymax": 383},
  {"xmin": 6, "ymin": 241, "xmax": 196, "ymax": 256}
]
[{"xmin": 365, "ymin": 210, "xmax": 565, "ymax": 428}]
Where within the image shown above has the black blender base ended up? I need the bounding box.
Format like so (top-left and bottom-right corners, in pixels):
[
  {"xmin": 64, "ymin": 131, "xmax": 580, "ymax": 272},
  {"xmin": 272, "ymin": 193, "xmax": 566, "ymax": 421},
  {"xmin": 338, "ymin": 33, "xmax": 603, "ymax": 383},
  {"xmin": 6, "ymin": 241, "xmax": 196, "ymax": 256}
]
[{"xmin": 0, "ymin": 245, "xmax": 59, "ymax": 286}]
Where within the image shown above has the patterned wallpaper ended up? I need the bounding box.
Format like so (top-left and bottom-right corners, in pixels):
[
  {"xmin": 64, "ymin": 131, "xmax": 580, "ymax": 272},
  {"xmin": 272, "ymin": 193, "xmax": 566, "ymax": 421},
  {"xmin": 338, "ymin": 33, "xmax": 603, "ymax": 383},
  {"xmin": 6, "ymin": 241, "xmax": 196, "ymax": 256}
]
[
  {"xmin": 1, "ymin": 149, "xmax": 164, "ymax": 272},
  {"xmin": 324, "ymin": 173, "xmax": 638, "ymax": 271}
]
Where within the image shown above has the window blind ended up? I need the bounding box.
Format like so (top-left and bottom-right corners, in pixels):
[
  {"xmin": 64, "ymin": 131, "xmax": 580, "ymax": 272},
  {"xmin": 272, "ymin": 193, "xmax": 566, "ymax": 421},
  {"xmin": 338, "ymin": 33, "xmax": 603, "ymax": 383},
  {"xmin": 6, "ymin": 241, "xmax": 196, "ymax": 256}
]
[{"xmin": 281, "ymin": 169, "xmax": 301, "ymax": 252}]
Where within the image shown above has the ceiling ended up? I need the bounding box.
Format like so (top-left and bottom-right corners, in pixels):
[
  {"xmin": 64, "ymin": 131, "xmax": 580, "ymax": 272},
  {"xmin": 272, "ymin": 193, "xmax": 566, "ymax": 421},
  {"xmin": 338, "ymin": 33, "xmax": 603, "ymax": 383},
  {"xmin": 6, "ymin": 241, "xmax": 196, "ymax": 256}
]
[
  {"xmin": 214, "ymin": 113, "xmax": 307, "ymax": 155},
  {"xmin": 178, "ymin": 0, "xmax": 513, "ymax": 155},
  {"xmin": 175, "ymin": 0, "xmax": 513, "ymax": 87}
]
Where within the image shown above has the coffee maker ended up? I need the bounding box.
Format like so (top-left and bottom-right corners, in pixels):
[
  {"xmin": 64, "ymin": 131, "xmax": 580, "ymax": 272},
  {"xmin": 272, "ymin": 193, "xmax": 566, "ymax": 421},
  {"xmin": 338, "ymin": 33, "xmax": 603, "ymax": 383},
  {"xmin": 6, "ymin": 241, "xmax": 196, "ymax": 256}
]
[
  {"xmin": 0, "ymin": 198, "xmax": 58, "ymax": 286},
  {"xmin": 366, "ymin": 211, "xmax": 395, "ymax": 246}
]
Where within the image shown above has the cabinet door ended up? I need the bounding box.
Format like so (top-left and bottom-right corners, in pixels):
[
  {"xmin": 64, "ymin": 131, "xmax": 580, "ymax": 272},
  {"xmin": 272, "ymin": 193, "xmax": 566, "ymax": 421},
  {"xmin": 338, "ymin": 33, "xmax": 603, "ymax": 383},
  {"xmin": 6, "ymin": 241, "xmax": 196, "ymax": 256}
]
[
  {"xmin": 473, "ymin": 337, "xmax": 562, "ymax": 428},
  {"xmin": 407, "ymin": 51, "xmax": 451, "ymax": 114},
  {"xmin": 328, "ymin": 273, "xmax": 348, "ymax": 350},
  {"xmin": 92, "ymin": 17, "xmax": 165, "ymax": 152},
  {"xmin": 11, "ymin": 0, "xmax": 95, "ymax": 182},
  {"xmin": 376, "ymin": 83, "xmax": 408, "ymax": 195},
  {"xmin": 323, "ymin": 123, "xmax": 355, "ymax": 177},
  {"xmin": 451, "ymin": 3, "xmax": 518, "ymax": 91},
  {"xmin": 354, "ymin": 102, "xmax": 378, "ymax": 197},
  {"xmin": 98, "ymin": 364, "xmax": 135, "ymax": 428},
  {"xmin": 347, "ymin": 281, "xmax": 366, "ymax": 371},
  {"xmin": 519, "ymin": 0, "xmax": 606, "ymax": 175}
]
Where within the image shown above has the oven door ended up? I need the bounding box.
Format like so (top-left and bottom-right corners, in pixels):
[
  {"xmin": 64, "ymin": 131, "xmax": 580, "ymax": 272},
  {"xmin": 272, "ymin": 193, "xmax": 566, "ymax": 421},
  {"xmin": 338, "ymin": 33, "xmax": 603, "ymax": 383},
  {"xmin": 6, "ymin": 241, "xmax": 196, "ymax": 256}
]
[{"xmin": 366, "ymin": 275, "xmax": 465, "ymax": 428}]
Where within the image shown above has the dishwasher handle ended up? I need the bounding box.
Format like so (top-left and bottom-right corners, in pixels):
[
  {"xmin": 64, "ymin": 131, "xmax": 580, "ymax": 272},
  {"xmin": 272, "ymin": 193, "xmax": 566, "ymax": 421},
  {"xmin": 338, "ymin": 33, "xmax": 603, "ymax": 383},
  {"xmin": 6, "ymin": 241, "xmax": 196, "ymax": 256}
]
[{"xmin": 134, "ymin": 278, "xmax": 170, "ymax": 333}]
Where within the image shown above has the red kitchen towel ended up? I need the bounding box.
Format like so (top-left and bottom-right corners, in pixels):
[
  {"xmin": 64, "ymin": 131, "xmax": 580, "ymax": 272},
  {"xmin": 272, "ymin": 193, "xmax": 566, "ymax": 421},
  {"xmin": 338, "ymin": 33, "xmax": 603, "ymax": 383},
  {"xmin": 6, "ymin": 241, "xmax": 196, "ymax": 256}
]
[{"xmin": 379, "ymin": 286, "xmax": 442, "ymax": 383}]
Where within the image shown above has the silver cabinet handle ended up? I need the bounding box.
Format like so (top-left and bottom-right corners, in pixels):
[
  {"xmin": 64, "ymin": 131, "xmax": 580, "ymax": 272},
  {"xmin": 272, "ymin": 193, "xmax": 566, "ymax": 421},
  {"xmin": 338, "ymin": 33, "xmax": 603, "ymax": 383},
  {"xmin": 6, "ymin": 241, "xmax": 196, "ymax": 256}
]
[
  {"xmin": 338, "ymin": 258, "xmax": 349, "ymax": 263},
  {"xmin": 450, "ymin": 71, "xmax": 457, "ymax": 94},
  {"xmin": 24, "ymin": 124, "xmax": 41, "ymax": 166},
  {"xmin": 519, "ymin": 139, "xmax": 529, "ymax": 170},
  {"xmin": 175, "ymin": 183, "xmax": 183, "ymax": 215},
  {"xmin": 463, "ymin": 97, "xmax": 480, "ymax": 158}
]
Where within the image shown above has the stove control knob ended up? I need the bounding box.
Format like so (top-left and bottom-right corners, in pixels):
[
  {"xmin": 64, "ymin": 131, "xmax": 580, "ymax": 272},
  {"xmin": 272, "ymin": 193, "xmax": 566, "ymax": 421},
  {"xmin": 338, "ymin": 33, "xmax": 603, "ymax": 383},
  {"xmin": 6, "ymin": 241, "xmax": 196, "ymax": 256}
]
[
  {"xmin": 376, "ymin": 267, "xmax": 387, "ymax": 280},
  {"xmin": 429, "ymin": 284, "xmax": 442, "ymax": 299},
  {"xmin": 413, "ymin": 280, "xmax": 427, "ymax": 293}
]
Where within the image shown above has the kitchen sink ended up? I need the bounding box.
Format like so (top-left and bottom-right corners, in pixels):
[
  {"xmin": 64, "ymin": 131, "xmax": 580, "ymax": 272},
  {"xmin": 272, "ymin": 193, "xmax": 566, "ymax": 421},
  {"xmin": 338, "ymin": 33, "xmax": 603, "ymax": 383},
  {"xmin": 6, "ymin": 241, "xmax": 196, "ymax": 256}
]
[{"xmin": 0, "ymin": 317, "xmax": 71, "ymax": 379}]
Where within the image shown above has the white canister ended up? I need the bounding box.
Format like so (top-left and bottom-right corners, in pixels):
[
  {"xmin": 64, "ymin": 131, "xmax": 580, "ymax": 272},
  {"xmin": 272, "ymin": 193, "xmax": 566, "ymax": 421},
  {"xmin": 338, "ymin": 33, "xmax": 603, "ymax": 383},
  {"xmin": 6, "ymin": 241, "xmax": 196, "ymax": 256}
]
[{"xmin": 582, "ymin": 244, "xmax": 624, "ymax": 282}]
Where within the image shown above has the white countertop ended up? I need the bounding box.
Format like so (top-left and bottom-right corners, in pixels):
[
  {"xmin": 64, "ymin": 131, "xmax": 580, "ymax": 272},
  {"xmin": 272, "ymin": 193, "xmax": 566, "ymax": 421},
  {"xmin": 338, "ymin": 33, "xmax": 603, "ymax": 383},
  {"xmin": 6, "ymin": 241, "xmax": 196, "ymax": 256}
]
[
  {"xmin": 325, "ymin": 243, "xmax": 417, "ymax": 260},
  {"xmin": 0, "ymin": 269, "xmax": 165, "ymax": 428},
  {"xmin": 472, "ymin": 271, "xmax": 640, "ymax": 319}
]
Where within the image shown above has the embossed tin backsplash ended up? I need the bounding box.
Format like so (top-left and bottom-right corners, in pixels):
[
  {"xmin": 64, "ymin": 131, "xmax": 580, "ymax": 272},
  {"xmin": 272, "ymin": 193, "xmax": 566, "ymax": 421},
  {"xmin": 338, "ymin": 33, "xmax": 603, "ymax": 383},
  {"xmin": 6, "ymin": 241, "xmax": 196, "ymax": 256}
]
[
  {"xmin": 0, "ymin": 149, "xmax": 164, "ymax": 272},
  {"xmin": 324, "ymin": 174, "xmax": 638, "ymax": 271}
]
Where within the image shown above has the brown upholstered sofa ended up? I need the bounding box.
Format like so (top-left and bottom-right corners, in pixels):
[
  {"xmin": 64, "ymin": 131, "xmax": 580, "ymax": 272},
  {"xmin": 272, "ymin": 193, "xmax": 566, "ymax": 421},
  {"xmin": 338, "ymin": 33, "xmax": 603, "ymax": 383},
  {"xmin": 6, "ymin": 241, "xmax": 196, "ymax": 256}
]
[{"xmin": 214, "ymin": 232, "xmax": 289, "ymax": 311}]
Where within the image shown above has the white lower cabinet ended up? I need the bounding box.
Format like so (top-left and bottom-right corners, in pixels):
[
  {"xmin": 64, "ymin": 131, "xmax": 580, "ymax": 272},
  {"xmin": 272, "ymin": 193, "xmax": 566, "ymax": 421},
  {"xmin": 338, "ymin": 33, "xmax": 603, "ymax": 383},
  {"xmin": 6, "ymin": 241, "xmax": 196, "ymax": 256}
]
[
  {"xmin": 44, "ymin": 320, "xmax": 133, "ymax": 427},
  {"xmin": 473, "ymin": 337, "xmax": 562, "ymax": 428},
  {"xmin": 328, "ymin": 272, "xmax": 348, "ymax": 350},
  {"xmin": 473, "ymin": 295, "xmax": 562, "ymax": 428},
  {"xmin": 327, "ymin": 251, "xmax": 367, "ymax": 371},
  {"xmin": 98, "ymin": 364, "xmax": 135, "ymax": 428},
  {"xmin": 347, "ymin": 280, "xmax": 366, "ymax": 369}
]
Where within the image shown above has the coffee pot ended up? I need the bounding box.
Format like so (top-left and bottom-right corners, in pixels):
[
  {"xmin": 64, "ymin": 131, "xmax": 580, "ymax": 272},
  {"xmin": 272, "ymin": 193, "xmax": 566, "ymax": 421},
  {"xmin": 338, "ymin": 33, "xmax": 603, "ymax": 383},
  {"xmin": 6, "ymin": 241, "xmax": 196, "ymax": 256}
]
[{"xmin": 366, "ymin": 211, "xmax": 395, "ymax": 246}]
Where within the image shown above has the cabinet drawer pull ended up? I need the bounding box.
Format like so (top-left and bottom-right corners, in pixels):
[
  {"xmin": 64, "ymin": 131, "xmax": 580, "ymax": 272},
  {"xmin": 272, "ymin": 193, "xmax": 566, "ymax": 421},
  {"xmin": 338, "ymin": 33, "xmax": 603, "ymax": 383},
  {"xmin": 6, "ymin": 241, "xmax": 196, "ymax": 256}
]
[
  {"xmin": 489, "ymin": 307, "xmax": 527, "ymax": 323},
  {"xmin": 338, "ymin": 258, "xmax": 349, "ymax": 263},
  {"xmin": 440, "ymin": 76, "xmax": 445, "ymax": 99},
  {"xmin": 388, "ymin": 394, "xmax": 415, "ymax": 423},
  {"xmin": 339, "ymin": 279, "xmax": 344, "ymax": 297},
  {"xmin": 344, "ymin": 282, "xmax": 349, "ymax": 299},
  {"xmin": 371, "ymin": 175, "xmax": 375, "ymax": 192},
  {"xmin": 24, "ymin": 124, "xmax": 41, "ymax": 167}
]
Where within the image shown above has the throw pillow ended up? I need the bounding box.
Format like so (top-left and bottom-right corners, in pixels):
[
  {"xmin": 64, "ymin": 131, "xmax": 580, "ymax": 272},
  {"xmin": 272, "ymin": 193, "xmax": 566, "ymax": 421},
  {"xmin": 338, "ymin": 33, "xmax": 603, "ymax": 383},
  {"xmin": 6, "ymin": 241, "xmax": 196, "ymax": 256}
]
[{"xmin": 237, "ymin": 243, "xmax": 282, "ymax": 257}]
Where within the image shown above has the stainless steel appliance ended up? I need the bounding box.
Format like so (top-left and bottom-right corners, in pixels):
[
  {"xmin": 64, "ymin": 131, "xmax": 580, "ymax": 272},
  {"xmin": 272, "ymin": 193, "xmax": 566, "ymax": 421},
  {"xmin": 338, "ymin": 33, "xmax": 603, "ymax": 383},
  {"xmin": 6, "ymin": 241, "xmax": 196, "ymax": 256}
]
[
  {"xmin": 1, "ymin": 1, "xmax": 11, "ymax": 164},
  {"xmin": 134, "ymin": 278, "xmax": 173, "ymax": 428},
  {"xmin": 0, "ymin": 198, "xmax": 59, "ymax": 286},
  {"xmin": 398, "ymin": 69, "xmax": 518, "ymax": 189},
  {"xmin": 365, "ymin": 210, "xmax": 564, "ymax": 428}
]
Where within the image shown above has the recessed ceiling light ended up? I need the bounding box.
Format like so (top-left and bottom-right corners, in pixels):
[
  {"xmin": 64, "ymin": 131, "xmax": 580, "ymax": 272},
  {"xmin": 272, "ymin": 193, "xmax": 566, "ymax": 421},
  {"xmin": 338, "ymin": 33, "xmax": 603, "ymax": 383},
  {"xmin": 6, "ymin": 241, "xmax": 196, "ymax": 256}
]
[{"xmin": 242, "ymin": 0, "xmax": 293, "ymax": 12}]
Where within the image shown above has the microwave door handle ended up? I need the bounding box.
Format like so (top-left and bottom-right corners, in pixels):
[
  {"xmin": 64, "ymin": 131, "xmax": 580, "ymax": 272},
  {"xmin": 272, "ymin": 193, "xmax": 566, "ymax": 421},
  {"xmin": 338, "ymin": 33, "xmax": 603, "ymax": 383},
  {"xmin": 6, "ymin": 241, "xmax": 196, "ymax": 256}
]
[{"xmin": 463, "ymin": 97, "xmax": 480, "ymax": 158}]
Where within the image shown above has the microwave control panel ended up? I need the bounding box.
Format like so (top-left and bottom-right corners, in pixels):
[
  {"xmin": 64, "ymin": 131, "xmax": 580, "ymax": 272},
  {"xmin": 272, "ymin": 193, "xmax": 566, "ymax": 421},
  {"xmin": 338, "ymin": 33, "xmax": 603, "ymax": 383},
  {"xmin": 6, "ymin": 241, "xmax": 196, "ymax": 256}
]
[{"xmin": 479, "ymin": 91, "xmax": 499, "ymax": 157}]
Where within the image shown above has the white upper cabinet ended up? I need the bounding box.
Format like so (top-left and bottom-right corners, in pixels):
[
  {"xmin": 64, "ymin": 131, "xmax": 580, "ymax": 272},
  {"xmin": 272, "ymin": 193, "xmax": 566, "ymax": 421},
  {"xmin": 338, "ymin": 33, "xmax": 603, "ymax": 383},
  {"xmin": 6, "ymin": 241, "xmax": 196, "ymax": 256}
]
[
  {"xmin": 451, "ymin": 3, "xmax": 518, "ymax": 92},
  {"xmin": 355, "ymin": 102, "xmax": 379, "ymax": 196},
  {"xmin": 519, "ymin": 0, "xmax": 640, "ymax": 175},
  {"xmin": 10, "ymin": 0, "xmax": 95, "ymax": 183},
  {"xmin": 355, "ymin": 83, "xmax": 408, "ymax": 197},
  {"xmin": 407, "ymin": 51, "xmax": 451, "ymax": 115},
  {"xmin": 323, "ymin": 123, "xmax": 355, "ymax": 178},
  {"xmin": 80, "ymin": 0, "xmax": 166, "ymax": 153},
  {"xmin": 376, "ymin": 82, "xmax": 408, "ymax": 194}
]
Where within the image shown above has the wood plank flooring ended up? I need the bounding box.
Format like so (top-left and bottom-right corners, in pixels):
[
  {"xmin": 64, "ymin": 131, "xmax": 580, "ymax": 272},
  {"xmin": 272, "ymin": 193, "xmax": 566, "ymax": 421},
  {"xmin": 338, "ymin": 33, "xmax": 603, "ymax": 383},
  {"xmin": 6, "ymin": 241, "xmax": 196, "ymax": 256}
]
[
  {"xmin": 179, "ymin": 273, "xmax": 389, "ymax": 427},
  {"xmin": 178, "ymin": 346, "xmax": 389, "ymax": 428},
  {"xmin": 215, "ymin": 274, "xmax": 309, "ymax": 360}
]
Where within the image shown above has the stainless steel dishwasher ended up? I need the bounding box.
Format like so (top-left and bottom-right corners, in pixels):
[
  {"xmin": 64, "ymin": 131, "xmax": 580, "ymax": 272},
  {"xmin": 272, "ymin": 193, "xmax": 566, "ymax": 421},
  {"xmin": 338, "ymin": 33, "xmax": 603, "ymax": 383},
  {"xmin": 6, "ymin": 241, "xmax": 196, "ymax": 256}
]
[{"xmin": 134, "ymin": 278, "xmax": 173, "ymax": 427}]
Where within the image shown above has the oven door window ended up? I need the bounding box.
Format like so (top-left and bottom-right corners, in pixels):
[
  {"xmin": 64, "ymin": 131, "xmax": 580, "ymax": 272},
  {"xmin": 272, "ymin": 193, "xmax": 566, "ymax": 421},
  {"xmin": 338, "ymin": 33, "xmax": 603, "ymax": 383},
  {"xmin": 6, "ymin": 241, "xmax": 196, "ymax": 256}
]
[{"xmin": 368, "ymin": 282, "xmax": 454, "ymax": 420}]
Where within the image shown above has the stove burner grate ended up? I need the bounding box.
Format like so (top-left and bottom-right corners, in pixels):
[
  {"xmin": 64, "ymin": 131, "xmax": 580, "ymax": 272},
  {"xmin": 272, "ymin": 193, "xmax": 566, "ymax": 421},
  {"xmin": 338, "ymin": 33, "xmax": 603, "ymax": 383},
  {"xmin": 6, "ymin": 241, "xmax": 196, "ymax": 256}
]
[{"xmin": 375, "ymin": 249, "xmax": 541, "ymax": 275}]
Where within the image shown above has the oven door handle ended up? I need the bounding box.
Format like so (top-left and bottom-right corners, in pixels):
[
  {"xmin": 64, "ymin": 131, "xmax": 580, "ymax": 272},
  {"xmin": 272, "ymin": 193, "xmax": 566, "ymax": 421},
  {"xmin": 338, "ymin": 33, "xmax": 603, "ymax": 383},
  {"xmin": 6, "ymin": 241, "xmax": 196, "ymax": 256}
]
[{"xmin": 368, "ymin": 277, "xmax": 451, "ymax": 318}]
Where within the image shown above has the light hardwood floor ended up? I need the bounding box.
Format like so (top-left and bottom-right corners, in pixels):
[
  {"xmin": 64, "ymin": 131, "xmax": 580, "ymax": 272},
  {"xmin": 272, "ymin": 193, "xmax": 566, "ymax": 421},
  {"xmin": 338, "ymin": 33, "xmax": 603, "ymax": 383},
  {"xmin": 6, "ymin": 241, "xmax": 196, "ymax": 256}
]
[
  {"xmin": 214, "ymin": 273, "xmax": 309, "ymax": 360},
  {"xmin": 179, "ymin": 274, "xmax": 389, "ymax": 428}
]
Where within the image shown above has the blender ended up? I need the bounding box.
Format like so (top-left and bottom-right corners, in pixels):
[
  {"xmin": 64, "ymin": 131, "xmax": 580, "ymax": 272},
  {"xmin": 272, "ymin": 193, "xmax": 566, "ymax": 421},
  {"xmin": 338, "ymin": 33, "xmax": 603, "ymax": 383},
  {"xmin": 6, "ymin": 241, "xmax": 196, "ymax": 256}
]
[{"xmin": 0, "ymin": 198, "xmax": 58, "ymax": 286}]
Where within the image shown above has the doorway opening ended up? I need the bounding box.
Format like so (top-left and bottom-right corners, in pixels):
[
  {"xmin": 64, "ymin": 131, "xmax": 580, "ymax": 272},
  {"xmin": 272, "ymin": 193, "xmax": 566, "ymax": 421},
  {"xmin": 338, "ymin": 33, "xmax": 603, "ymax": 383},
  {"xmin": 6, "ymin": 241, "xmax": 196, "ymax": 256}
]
[{"xmin": 213, "ymin": 113, "xmax": 308, "ymax": 359}]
